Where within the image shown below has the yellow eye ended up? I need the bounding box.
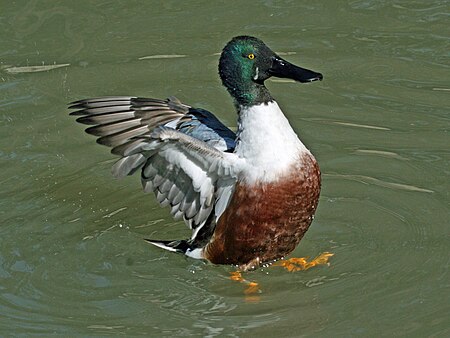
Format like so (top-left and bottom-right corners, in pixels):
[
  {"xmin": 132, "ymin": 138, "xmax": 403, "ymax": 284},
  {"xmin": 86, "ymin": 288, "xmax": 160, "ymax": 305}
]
[{"xmin": 247, "ymin": 53, "xmax": 255, "ymax": 60}]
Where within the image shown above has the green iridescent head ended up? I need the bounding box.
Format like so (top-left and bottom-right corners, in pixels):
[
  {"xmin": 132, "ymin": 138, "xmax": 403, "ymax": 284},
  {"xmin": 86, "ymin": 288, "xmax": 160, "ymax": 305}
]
[{"xmin": 218, "ymin": 36, "xmax": 323, "ymax": 107}]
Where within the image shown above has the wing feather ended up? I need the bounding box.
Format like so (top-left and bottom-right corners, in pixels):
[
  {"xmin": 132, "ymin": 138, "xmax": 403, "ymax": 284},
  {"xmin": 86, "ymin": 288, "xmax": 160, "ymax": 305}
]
[{"xmin": 70, "ymin": 96, "xmax": 240, "ymax": 238}]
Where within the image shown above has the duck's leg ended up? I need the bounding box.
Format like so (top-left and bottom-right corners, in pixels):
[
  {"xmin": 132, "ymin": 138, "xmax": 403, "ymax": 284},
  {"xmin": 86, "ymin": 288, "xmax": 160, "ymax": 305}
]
[
  {"xmin": 229, "ymin": 271, "xmax": 261, "ymax": 295},
  {"xmin": 228, "ymin": 257, "xmax": 262, "ymax": 300},
  {"xmin": 272, "ymin": 252, "xmax": 334, "ymax": 272},
  {"xmin": 229, "ymin": 253, "xmax": 333, "ymax": 299}
]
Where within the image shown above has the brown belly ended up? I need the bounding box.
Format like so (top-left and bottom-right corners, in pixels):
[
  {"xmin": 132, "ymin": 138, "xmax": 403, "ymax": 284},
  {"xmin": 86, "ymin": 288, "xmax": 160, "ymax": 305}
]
[{"xmin": 204, "ymin": 153, "xmax": 321, "ymax": 269}]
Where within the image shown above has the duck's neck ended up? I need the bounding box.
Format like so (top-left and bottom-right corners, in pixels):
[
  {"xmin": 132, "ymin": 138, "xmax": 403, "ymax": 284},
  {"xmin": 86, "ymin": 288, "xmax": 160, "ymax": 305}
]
[
  {"xmin": 225, "ymin": 81, "xmax": 273, "ymax": 107},
  {"xmin": 234, "ymin": 101, "xmax": 310, "ymax": 183}
]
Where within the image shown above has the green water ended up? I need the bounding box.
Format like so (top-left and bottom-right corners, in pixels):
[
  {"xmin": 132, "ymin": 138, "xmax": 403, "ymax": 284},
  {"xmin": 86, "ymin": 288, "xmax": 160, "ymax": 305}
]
[{"xmin": 1, "ymin": 1, "xmax": 448, "ymax": 336}]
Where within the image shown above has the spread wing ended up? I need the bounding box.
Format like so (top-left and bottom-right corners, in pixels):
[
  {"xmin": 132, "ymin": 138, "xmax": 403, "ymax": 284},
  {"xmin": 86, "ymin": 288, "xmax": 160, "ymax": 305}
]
[{"xmin": 69, "ymin": 96, "xmax": 239, "ymax": 237}]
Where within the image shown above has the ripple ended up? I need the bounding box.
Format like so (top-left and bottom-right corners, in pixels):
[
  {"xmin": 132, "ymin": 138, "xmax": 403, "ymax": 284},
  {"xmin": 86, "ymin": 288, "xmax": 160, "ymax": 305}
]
[
  {"xmin": 2, "ymin": 64, "xmax": 70, "ymax": 74},
  {"xmin": 325, "ymin": 173, "xmax": 434, "ymax": 193}
]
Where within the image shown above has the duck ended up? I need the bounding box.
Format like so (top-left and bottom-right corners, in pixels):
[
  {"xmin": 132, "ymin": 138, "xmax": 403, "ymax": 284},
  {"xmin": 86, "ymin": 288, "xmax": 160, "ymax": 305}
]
[{"xmin": 69, "ymin": 36, "xmax": 323, "ymax": 271}]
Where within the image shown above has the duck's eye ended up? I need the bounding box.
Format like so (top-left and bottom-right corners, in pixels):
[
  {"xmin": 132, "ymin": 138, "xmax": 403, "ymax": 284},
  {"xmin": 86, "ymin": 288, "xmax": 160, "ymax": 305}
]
[{"xmin": 247, "ymin": 53, "xmax": 255, "ymax": 60}]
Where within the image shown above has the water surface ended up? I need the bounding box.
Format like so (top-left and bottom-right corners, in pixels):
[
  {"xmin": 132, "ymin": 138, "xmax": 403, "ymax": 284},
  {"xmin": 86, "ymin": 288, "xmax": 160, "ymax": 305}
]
[{"xmin": 1, "ymin": 1, "xmax": 449, "ymax": 336}]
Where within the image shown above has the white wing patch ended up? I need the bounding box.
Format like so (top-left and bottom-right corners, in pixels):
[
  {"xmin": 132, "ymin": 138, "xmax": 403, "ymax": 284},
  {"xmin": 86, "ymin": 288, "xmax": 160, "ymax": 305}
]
[{"xmin": 112, "ymin": 127, "xmax": 242, "ymax": 236}]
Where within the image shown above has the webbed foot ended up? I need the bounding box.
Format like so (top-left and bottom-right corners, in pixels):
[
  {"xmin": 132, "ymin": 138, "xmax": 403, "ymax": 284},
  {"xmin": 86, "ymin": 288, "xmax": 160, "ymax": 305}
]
[
  {"xmin": 230, "ymin": 271, "xmax": 261, "ymax": 300},
  {"xmin": 273, "ymin": 252, "xmax": 334, "ymax": 271}
]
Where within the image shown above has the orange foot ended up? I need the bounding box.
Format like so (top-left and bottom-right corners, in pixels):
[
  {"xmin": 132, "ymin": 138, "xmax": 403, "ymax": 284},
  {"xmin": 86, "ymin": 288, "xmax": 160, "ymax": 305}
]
[
  {"xmin": 230, "ymin": 271, "xmax": 261, "ymax": 300},
  {"xmin": 229, "ymin": 252, "xmax": 334, "ymax": 300},
  {"xmin": 273, "ymin": 252, "xmax": 334, "ymax": 272}
]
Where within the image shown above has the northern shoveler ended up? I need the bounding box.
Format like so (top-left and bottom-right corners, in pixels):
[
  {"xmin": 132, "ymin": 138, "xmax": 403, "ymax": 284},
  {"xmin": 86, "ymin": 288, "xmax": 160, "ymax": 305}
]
[{"xmin": 70, "ymin": 36, "xmax": 323, "ymax": 271}]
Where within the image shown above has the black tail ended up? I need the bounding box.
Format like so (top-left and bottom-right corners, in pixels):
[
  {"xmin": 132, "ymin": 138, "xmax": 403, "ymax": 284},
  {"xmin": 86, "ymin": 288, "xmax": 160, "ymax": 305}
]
[{"xmin": 144, "ymin": 238, "xmax": 191, "ymax": 254}]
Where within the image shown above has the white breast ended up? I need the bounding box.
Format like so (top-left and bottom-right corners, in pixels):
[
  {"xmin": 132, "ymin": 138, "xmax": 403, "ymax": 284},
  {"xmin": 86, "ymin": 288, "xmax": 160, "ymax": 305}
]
[{"xmin": 234, "ymin": 101, "xmax": 310, "ymax": 184}]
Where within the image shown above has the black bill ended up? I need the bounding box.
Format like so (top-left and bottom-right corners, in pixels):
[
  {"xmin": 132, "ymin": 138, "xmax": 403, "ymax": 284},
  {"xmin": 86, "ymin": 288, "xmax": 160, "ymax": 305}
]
[{"xmin": 269, "ymin": 57, "xmax": 323, "ymax": 83}]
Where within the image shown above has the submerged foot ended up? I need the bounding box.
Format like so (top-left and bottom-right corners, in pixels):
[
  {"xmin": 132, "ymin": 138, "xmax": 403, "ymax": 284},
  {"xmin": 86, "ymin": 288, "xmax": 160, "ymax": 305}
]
[
  {"xmin": 230, "ymin": 271, "xmax": 261, "ymax": 296},
  {"xmin": 229, "ymin": 252, "xmax": 334, "ymax": 299}
]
